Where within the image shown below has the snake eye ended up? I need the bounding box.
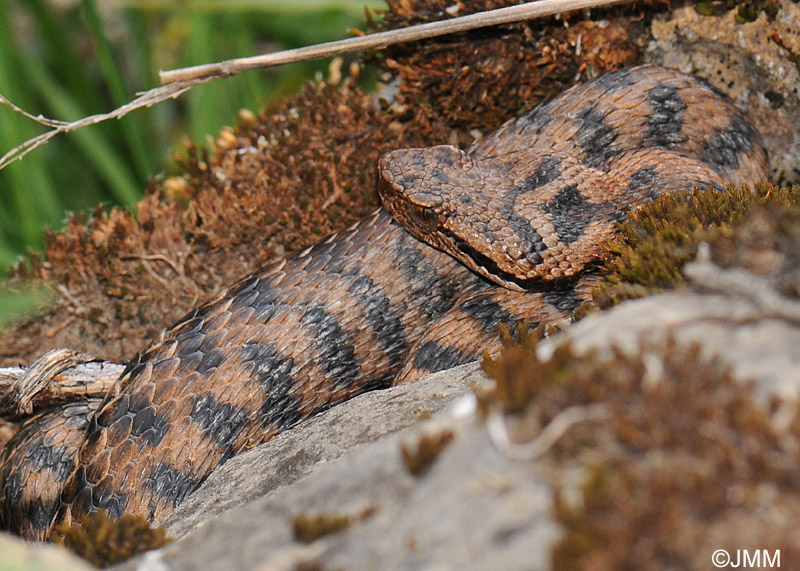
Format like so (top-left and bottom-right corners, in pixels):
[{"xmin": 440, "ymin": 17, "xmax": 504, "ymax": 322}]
[{"xmin": 410, "ymin": 204, "xmax": 438, "ymax": 229}]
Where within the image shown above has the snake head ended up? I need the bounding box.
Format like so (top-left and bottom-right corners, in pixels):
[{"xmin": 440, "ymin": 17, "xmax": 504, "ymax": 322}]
[
  {"xmin": 378, "ymin": 144, "xmax": 472, "ymax": 242},
  {"xmin": 379, "ymin": 146, "xmax": 623, "ymax": 290},
  {"xmin": 378, "ymin": 145, "xmax": 470, "ymax": 206},
  {"xmin": 378, "ymin": 145, "xmax": 553, "ymax": 290}
]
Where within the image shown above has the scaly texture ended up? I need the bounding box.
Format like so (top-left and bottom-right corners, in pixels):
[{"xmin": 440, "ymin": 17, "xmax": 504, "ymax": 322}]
[
  {"xmin": 379, "ymin": 66, "xmax": 768, "ymax": 289},
  {"xmin": 0, "ymin": 66, "xmax": 769, "ymax": 540}
]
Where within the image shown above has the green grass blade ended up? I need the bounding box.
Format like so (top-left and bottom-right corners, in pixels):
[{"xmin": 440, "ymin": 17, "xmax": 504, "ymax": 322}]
[
  {"xmin": 24, "ymin": 63, "xmax": 142, "ymax": 208},
  {"xmin": 184, "ymin": 11, "xmax": 233, "ymax": 142},
  {"xmin": 0, "ymin": 7, "xmax": 60, "ymax": 248},
  {"xmin": 81, "ymin": 0, "xmax": 155, "ymax": 179},
  {"xmin": 0, "ymin": 284, "xmax": 54, "ymax": 330},
  {"xmin": 24, "ymin": 0, "xmax": 106, "ymax": 113},
  {"xmin": 115, "ymin": 0, "xmax": 386, "ymax": 18}
]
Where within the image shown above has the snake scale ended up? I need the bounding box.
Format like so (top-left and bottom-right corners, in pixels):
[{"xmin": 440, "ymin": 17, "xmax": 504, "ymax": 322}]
[{"xmin": 0, "ymin": 66, "xmax": 769, "ymax": 540}]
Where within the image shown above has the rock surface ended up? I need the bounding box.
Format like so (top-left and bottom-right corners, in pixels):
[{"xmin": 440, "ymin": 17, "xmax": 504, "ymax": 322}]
[
  {"xmin": 119, "ymin": 364, "xmax": 561, "ymax": 571},
  {"xmin": 647, "ymin": 0, "xmax": 800, "ymax": 181},
  {"xmin": 162, "ymin": 364, "xmax": 487, "ymax": 541},
  {"xmin": 0, "ymin": 532, "xmax": 93, "ymax": 571},
  {"xmin": 107, "ymin": 269, "xmax": 800, "ymax": 570}
]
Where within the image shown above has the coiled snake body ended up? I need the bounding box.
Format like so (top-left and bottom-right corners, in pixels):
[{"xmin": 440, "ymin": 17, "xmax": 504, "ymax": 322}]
[{"xmin": 0, "ymin": 66, "xmax": 769, "ymax": 539}]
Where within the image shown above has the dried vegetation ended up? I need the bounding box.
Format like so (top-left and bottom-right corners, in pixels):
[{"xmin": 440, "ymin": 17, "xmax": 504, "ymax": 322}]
[
  {"xmin": 479, "ymin": 328, "xmax": 800, "ymax": 569},
  {"xmin": 0, "ymin": 0, "xmax": 646, "ymax": 365},
  {"xmin": 52, "ymin": 510, "xmax": 170, "ymax": 568}
]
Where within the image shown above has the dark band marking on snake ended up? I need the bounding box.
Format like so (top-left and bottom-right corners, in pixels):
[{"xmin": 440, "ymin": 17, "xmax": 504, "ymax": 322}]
[
  {"xmin": 190, "ymin": 394, "xmax": 250, "ymax": 447},
  {"xmin": 541, "ymin": 286, "xmax": 586, "ymax": 313},
  {"xmin": 410, "ymin": 340, "xmax": 472, "ymax": 375},
  {"xmin": 247, "ymin": 342, "xmax": 305, "ymax": 430},
  {"xmin": 0, "ymin": 66, "xmax": 769, "ymax": 539},
  {"xmin": 702, "ymin": 114, "xmax": 762, "ymax": 173},
  {"xmin": 574, "ymin": 107, "xmax": 619, "ymax": 167},
  {"xmin": 645, "ymin": 85, "xmax": 687, "ymax": 149},
  {"xmin": 460, "ymin": 293, "xmax": 516, "ymax": 332}
]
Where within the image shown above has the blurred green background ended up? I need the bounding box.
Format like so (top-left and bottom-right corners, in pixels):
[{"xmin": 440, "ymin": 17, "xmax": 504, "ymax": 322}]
[{"xmin": 0, "ymin": 0, "xmax": 385, "ymax": 275}]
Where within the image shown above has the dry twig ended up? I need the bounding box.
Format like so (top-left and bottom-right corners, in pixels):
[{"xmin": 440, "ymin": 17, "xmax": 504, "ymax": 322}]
[
  {"xmin": 159, "ymin": 0, "xmax": 625, "ymax": 84},
  {"xmin": 0, "ymin": 0, "xmax": 624, "ymax": 171}
]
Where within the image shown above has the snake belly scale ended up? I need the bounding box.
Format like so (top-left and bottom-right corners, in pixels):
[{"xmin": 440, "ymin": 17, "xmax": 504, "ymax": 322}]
[{"xmin": 0, "ymin": 66, "xmax": 769, "ymax": 539}]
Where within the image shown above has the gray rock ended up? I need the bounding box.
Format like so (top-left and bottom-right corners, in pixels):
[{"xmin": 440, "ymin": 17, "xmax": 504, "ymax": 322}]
[
  {"xmin": 120, "ymin": 364, "xmax": 560, "ymax": 571},
  {"xmin": 117, "ymin": 272, "xmax": 800, "ymax": 570},
  {"xmin": 163, "ymin": 362, "xmax": 484, "ymax": 540},
  {"xmin": 561, "ymin": 292, "xmax": 800, "ymax": 404},
  {"xmin": 0, "ymin": 532, "xmax": 93, "ymax": 571}
]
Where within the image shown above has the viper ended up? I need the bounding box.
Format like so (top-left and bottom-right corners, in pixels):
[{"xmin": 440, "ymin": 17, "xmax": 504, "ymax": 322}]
[{"xmin": 0, "ymin": 65, "xmax": 769, "ymax": 539}]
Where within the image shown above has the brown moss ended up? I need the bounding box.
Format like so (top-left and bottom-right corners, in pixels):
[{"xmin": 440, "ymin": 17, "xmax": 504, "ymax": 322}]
[
  {"xmin": 292, "ymin": 506, "xmax": 376, "ymax": 544},
  {"xmin": 0, "ymin": 0, "xmax": 667, "ymax": 368},
  {"xmin": 375, "ymin": 0, "xmax": 642, "ymax": 147},
  {"xmin": 52, "ymin": 510, "xmax": 170, "ymax": 567},
  {"xmin": 477, "ymin": 324, "xmax": 548, "ymax": 415},
  {"xmin": 400, "ymin": 428, "xmax": 455, "ymax": 476},
  {"xmin": 478, "ymin": 329, "xmax": 800, "ymax": 569}
]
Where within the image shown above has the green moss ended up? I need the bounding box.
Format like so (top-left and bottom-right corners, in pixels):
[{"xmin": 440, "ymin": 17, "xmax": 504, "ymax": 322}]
[
  {"xmin": 52, "ymin": 510, "xmax": 171, "ymax": 567},
  {"xmin": 692, "ymin": 0, "xmax": 778, "ymax": 20},
  {"xmin": 735, "ymin": 0, "xmax": 779, "ymax": 21},
  {"xmin": 694, "ymin": 0, "xmax": 736, "ymax": 16},
  {"xmin": 591, "ymin": 183, "xmax": 800, "ymax": 309}
]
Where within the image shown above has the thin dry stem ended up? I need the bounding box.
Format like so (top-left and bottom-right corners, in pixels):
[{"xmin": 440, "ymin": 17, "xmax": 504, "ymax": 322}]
[
  {"xmin": 0, "ymin": 0, "xmax": 624, "ymax": 172},
  {"xmin": 487, "ymin": 403, "xmax": 610, "ymax": 461},
  {"xmin": 159, "ymin": 0, "xmax": 626, "ymax": 84},
  {"xmin": 0, "ymin": 82, "xmax": 198, "ymax": 171}
]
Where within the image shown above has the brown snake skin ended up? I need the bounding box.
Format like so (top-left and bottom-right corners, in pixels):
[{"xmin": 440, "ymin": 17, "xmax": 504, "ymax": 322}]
[{"xmin": 0, "ymin": 66, "xmax": 769, "ymax": 540}]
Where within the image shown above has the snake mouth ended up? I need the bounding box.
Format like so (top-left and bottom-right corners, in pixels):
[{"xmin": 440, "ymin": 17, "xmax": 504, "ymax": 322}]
[
  {"xmin": 455, "ymin": 240, "xmax": 533, "ymax": 291},
  {"xmin": 454, "ymin": 239, "xmax": 593, "ymax": 294}
]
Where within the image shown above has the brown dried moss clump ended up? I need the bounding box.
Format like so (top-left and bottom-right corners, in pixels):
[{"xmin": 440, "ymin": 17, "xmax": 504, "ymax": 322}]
[
  {"xmin": 52, "ymin": 510, "xmax": 170, "ymax": 567},
  {"xmin": 292, "ymin": 506, "xmax": 376, "ymax": 544},
  {"xmin": 0, "ymin": 76, "xmax": 399, "ymax": 366},
  {"xmin": 400, "ymin": 428, "xmax": 455, "ymax": 476},
  {"xmin": 478, "ymin": 330, "xmax": 800, "ymax": 569},
  {"xmin": 375, "ymin": 0, "xmax": 641, "ymax": 146}
]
